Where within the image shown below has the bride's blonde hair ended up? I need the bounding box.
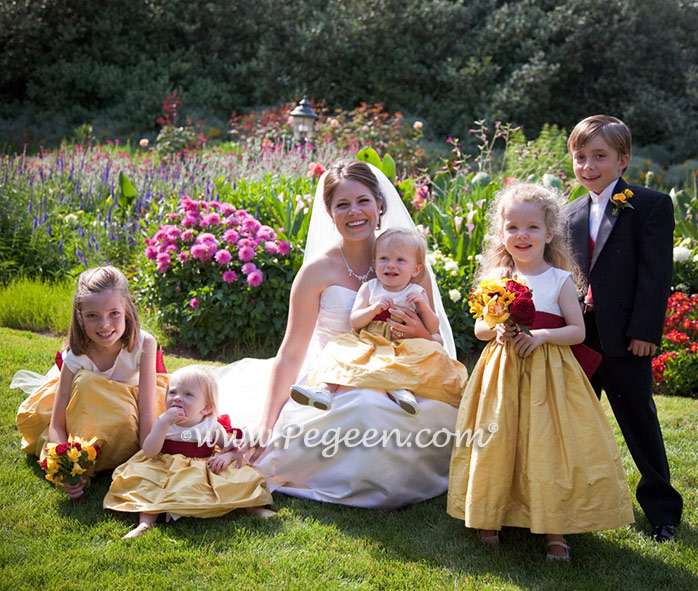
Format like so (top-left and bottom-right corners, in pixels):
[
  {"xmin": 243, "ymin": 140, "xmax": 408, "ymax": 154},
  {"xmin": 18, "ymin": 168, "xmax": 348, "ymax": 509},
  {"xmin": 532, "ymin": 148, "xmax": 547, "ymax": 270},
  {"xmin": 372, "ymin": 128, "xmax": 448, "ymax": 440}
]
[{"xmin": 475, "ymin": 182, "xmax": 583, "ymax": 292}]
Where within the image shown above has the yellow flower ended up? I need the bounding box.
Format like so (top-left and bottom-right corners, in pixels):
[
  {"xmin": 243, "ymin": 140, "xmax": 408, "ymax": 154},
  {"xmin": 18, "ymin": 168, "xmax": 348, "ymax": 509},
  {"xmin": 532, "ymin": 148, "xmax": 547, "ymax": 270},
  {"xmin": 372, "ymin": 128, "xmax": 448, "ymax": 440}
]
[
  {"xmin": 46, "ymin": 443, "xmax": 58, "ymax": 458},
  {"xmin": 45, "ymin": 456, "xmax": 59, "ymax": 474},
  {"xmin": 67, "ymin": 447, "xmax": 82, "ymax": 463},
  {"xmin": 483, "ymin": 295, "xmax": 510, "ymax": 328},
  {"xmin": 611, "ymin": 188, "xmax": 634, "ymax": 215},
  {"xmin": 71, "ymin": 462, "xmax": 87, "ymax": 477},
  {"xmin": 85, "ymin": 446, "xmax": 98, "ymax": 462}
]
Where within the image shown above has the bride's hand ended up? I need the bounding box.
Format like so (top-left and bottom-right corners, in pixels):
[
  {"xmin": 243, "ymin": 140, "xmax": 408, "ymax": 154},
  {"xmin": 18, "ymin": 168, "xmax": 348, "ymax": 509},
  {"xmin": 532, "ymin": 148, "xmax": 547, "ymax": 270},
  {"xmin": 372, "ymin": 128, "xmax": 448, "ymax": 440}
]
[
  {"xmin": 245, "ymin": 423, "xmax": 276, "ymax": 464},
  {"xmin": 386, "ymin": 307, "xmax": 431, "ymax": 340}
]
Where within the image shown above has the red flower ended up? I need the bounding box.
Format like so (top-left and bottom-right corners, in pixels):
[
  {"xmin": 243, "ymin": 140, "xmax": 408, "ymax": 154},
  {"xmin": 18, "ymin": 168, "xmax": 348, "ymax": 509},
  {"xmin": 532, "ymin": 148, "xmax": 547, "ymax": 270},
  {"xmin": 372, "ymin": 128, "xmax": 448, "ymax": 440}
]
[
  {"xmin": 505, "ymin": 280, "xmax": 532, "ymax": 299},
  {"xmin": 510, "ymin": 297, "xmax": 535, "ymax": 327},
  {"xmin": 55, "ymin": 443, "xmax": 70, "ymax": 456}
]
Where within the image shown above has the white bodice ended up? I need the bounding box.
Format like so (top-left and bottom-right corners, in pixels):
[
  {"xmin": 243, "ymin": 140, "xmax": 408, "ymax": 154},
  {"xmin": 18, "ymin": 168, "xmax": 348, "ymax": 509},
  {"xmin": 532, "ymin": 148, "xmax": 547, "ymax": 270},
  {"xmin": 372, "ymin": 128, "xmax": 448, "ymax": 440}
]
[{"xmin": 516, "ymin": 267, "xmax": 571, "ymax": 316}]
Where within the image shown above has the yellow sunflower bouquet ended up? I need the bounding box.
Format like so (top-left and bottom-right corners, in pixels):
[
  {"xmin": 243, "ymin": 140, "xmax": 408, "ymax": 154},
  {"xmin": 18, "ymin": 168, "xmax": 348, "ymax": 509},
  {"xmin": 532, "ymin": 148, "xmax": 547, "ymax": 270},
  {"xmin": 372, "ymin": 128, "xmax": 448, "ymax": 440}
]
[
  {"xmin": 40, "ymin": 435, "xmax": 101, "ymax": 486},
  {"xmin": 469, "ymin": 277, "xmax": 535, "ymax": 334}
]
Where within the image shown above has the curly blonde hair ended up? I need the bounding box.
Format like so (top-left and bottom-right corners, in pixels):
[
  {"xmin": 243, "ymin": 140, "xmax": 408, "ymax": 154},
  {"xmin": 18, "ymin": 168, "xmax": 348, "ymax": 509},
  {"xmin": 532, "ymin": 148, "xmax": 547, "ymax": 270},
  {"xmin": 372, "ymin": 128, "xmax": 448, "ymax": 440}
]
[{"xmin": 476, "ymin": 182, "xmax": 583, "ymax": 292}]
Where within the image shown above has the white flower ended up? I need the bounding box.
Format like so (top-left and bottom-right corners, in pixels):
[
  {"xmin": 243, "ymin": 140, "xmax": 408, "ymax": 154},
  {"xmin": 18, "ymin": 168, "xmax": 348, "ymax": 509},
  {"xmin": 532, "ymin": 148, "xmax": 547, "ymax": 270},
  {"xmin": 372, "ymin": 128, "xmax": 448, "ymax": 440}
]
[
  {"xmin": 693, "ymin": 254, "xmax": 698, "ymax": 263},
  {"xmin": 673, "ymin": 246, "xmax": 691, "ymax": 262},
  {"xmin": 474, "ymin": 254, "xmax": 484, "ymax": 265},
  {"xmin": 426, "ymin": 253, "xmax": 437, "ymax": 266},
  {"xmin": 444, "ymin": 260, "xmax": 459, "ymax": 273},
  {"xmin": 64, "ymin": 213, "xmax": 78, "ymax": 227},
  {"xmin": 448, "ymin": 289, "xmax": 462, "ymax": 303}
]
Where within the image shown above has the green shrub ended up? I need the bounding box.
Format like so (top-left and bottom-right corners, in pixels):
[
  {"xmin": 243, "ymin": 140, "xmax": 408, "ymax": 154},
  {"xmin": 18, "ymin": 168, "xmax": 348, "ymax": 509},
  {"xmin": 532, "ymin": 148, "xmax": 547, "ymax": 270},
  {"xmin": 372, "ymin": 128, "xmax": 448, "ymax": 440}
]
[{"xmin": 137, "ymin": 196, "xmax": 297, "ymax": 357}]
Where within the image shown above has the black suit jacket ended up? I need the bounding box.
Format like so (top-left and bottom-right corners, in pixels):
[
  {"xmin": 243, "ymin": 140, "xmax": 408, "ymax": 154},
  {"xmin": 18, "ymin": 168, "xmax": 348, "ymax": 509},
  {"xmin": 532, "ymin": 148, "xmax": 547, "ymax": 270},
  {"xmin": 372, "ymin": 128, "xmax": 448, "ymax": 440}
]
[{"xmin": 566, "ymin": 178, "xmax": 674, "ymax": 357}]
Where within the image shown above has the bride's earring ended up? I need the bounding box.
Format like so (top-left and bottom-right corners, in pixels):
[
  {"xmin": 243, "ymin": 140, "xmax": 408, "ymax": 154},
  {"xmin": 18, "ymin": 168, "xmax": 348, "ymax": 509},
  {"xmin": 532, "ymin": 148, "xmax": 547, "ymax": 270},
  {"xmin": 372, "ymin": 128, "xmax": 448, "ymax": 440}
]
[{"xmin": 376, "ymin": 209, "xmax": 383, "ymax": 230}]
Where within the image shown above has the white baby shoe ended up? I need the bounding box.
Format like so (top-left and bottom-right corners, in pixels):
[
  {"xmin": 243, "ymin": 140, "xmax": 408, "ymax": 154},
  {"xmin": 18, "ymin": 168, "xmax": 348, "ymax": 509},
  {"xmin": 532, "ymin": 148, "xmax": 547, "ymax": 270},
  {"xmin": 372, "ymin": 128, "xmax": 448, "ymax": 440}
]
[
  {"xmin": 290, "ymin": 384, "xmax": 333, "ymax": 411},
  {"xmin": 386, "ymin": 389, "xmax": 420, "ymax": 415}
]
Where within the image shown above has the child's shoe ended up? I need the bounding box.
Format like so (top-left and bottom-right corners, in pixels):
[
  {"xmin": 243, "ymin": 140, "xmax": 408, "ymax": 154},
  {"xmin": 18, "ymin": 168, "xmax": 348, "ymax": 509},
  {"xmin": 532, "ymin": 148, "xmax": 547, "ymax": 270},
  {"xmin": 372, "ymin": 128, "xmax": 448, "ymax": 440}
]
[
  {"xmin": 290, "ymin": 384, "xmax": 332, "ymax": 410},
  {"xmin": 386, "ymin": 389, "xmax": 420, "ymax": 415}
]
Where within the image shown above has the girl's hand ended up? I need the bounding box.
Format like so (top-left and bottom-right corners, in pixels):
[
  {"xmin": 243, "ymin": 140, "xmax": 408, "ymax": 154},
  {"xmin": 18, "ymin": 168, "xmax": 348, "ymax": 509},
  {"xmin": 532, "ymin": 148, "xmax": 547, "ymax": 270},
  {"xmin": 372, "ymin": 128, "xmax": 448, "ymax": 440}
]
[
  {"xmin": 62, "ymin": 478, "xmax": 87, "ymax": 501},
  {"xmin": 374, "ymin": 296, "xmax": 393, "ymax": 314},
  {"xmin": 207, "ymin": 449, "xmax": 244, "ymax": 473},
  {"xmin": 387, "ymin": 306, "xmax": 431, "ymax": 340},
  {"xmin": 494, "ymin": 322, "xmax": 518, "ymax": 345},
  {"xmin": 512, "ymin": 331, "xmax": 546, "ymax": 357},
  {"xmin": 161, "ymin": 406, "xmax": 187, "ymax": 426},
  {"xmin": 406, "ymin": 291, "xmax": 428, "ymax": 312}
]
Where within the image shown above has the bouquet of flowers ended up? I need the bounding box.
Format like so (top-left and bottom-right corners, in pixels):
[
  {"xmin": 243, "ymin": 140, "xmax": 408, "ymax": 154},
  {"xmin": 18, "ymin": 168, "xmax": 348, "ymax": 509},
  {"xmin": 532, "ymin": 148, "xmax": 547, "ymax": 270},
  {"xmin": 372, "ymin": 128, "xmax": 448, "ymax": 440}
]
[
  {"xmin": 468, "ymin": 277, "xmax": 535, "ymax": 334},
  {"xmin": 40, "ymin": 435, "xmax": 101, "ymax": 486}
]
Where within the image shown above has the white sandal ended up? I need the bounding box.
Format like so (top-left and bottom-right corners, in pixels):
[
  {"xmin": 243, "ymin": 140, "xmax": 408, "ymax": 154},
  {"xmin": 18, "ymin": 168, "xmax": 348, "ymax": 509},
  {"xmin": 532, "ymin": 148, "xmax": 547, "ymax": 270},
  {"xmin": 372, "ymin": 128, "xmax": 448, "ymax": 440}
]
[
  {"xmin": 290, "ymin": 384, "xmax": 332, "ymax": 410},
  {"xmin": 386, "ymin": 389, "xmax": 420, "ymax": 415},
  {"xmin": 546, "ymin": 539, "xmax": 570, "ymax": 562}
]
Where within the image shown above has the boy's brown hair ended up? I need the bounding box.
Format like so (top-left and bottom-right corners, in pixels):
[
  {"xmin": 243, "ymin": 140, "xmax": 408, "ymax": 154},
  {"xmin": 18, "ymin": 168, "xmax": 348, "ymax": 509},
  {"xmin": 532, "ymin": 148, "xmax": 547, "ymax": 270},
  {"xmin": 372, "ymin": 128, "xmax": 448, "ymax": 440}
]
[{"xmin": 567, "ymin": 115, "xmax": 632, "ymax": 173}]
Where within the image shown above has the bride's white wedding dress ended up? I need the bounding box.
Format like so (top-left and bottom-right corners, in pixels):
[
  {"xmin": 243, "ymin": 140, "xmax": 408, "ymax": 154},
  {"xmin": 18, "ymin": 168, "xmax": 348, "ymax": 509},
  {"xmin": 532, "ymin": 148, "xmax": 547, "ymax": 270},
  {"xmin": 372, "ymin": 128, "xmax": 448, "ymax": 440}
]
[
  {"xmin": 214, "ymin": 284, "xmax": 458, "ymax": 509},
  {"xmin": 214, "ymin": 162, "xmax": 460, "ymax": 509}
]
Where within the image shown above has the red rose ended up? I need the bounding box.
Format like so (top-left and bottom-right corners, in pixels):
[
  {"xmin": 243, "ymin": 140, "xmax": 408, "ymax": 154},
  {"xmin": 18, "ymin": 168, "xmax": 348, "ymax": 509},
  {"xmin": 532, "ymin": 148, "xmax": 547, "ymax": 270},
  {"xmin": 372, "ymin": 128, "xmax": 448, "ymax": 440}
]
[
  {"xmin": 72, "ymin": 442, "xmax": 82, "ymax": 451},
  {"xmin": 93, "ymin": 444, "xmax": 102, "ymax": 457},
  {"xmin": 55, "ymin": 442, "xmax": 70, "ymax": 456},
  {"xmin": 510, "ymin": 297, "xmax": 535, "ymax": 327},
  {"xmin": 505, "ymin": 280, "xmax": 532, "ymax": 299}
]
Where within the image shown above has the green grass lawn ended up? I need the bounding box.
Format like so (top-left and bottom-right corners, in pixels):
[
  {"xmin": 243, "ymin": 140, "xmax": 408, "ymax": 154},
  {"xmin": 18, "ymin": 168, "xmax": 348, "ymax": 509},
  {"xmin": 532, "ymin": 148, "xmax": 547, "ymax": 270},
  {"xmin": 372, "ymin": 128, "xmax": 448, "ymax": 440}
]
[{"xmin": 1, "ymin": 327, "xmax": 696, "ymax": 590}]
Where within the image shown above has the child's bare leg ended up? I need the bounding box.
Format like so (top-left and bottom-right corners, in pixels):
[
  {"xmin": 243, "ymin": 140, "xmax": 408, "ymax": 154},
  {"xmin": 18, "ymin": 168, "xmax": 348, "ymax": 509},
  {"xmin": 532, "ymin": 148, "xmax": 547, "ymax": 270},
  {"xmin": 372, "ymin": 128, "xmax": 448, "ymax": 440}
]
[
  {"xmin": 246, "ymin": 506, "xmax": 278, "ymax": 519},
  {"xmin": 122, "ymin": 512, "xmax": 158, "ymax": 539}
]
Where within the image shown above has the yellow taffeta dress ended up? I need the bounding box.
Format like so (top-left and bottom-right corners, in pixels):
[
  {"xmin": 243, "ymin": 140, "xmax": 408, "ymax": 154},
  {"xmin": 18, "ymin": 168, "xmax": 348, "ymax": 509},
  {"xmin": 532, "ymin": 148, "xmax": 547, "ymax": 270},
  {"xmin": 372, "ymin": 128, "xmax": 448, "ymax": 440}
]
[
  {"xmin": 104, "ymin": 416, "xmax": 272, "ymax": 518},
  {"xmin": 13, "ymin": 330, "xmax": 167, "ymax": 472},
  {"xmin": 308, "ymin": 280, "xmax": 467, "ymax": 406},
  {"xmin": 447, "ymin": 268, "xmax": 634, "ymax": 534}
]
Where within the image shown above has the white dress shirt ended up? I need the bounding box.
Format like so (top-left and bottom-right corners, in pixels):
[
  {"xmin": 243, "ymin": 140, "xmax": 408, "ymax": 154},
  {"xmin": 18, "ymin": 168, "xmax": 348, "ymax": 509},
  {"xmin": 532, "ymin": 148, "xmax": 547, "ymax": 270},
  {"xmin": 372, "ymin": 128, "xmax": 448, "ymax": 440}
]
[{"xmin": 588, "ymin": 179, "xmax": 619, "ymax": 241}]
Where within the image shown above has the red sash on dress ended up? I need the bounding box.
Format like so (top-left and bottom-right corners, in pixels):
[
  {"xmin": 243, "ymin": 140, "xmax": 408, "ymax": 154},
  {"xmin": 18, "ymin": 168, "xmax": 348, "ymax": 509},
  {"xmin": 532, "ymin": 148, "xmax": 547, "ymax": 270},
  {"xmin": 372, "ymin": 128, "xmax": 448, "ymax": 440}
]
[
  {"xmin": 160, "ymin": 439, "xmax": 215, "ymax": 458},
  {"xmin": 531, "ymin": 311, "xmax": 602, "ymax": 378}
]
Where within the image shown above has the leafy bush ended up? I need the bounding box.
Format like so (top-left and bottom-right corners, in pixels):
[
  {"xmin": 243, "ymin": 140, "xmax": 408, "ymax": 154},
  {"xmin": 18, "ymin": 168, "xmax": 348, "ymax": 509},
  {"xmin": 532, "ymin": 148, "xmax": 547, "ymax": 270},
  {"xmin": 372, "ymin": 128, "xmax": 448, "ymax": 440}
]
[
  {"xmin": 652, "ymin": 292, "xmax": 698, "ymax": 398},
  {"xmin": 137, "ymin": 196, "xmax": 295, "ymax": 357},
  {"xmin": 672, "ymin": 239, "xmax": 698, "ymax": 294},
  {"xmin": 428, "ymin": 251, "xmax": 478, "ymax": 362}
]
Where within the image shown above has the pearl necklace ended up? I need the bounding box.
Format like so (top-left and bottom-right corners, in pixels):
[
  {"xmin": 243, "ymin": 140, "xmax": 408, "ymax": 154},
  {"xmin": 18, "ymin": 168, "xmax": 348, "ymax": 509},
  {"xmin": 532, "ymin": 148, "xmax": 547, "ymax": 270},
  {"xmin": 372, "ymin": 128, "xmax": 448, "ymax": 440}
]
[{"xmin": 339, "ymin": 248, "xmax": 373, "ymax": 283}]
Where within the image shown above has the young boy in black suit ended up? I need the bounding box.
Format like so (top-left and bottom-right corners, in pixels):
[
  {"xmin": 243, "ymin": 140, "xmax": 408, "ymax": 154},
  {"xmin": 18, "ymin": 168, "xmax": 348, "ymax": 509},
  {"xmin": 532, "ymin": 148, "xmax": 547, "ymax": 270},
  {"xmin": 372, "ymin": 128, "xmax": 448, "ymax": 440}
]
[{"xmin": 566, "ymin": 115, "xmax": 682, "ymax": 542}]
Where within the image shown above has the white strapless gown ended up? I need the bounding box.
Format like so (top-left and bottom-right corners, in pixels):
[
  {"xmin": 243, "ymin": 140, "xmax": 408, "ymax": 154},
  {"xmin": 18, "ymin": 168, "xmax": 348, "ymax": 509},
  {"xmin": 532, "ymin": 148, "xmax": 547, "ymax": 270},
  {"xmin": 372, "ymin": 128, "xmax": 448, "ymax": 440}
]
[{"xmin": 214, "ymin": 285, "xmax": 458, "ymax": 509}]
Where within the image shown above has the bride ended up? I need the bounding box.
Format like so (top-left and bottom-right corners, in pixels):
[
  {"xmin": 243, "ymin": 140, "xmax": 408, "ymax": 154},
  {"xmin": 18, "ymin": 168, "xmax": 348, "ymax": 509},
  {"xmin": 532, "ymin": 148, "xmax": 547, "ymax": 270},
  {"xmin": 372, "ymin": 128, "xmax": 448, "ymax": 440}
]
[{"xmin": 214, "ymin": 160, "xmax": 459, "ymax": 509}]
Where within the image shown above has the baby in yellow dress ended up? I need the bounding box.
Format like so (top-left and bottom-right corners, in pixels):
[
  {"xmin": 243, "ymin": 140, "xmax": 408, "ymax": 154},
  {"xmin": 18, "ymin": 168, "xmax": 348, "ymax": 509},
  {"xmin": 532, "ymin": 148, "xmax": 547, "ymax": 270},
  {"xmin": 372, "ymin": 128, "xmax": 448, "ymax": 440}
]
[
  {"xmin": 104, "ymin": 365, "xmax": 273, "ymax": 538},
  {"xmin": 293, "ymin": 228, "xmax": 467, "ymax": 415}
]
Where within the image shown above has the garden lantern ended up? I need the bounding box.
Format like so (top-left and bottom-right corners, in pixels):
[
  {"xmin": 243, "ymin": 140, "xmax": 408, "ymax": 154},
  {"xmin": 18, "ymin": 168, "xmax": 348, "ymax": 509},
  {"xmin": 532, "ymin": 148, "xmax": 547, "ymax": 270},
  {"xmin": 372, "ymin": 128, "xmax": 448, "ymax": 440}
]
[{"xmin": 290, "ymin": 96, "xmax": 318, "ymax": 141}]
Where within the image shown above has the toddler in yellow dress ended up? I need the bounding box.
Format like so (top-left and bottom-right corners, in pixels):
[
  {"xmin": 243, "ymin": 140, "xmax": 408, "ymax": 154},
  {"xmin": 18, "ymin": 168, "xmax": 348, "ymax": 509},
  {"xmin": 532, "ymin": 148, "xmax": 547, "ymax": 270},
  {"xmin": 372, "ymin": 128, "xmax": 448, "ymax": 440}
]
[
  {"xmin": 293, "ymin": 228, "xmax": 467, "ymax": 415},
  {"xmin": 103, "ymin": 365, "xmax": 273, "ymax": 538},
  {"xmin": 447, "ymin": 183, "xmax": 633, "ymax": 561}
]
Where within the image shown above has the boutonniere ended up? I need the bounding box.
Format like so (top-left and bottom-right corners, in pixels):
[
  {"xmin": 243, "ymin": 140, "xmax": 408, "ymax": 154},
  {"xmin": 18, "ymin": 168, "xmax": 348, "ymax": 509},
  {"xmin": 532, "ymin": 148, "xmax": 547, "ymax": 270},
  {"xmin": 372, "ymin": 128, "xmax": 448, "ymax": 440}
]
[{"xmin": 611, "ymin": 188, "xmax": 634, "ymax": 216}]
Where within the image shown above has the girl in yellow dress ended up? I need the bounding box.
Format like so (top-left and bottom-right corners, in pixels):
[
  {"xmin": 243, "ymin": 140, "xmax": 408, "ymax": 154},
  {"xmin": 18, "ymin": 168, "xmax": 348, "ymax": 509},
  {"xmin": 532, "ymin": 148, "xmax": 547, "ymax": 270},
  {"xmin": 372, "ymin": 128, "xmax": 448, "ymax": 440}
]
[
  {"xmin": 13, "ymin": 266, "xmax": 167, "ymax": 500},
  {"xmin": 447, "ymin": 183, "xmax": 633, "ymax": 561},
  {"xmin": 104, "ymin": 365, "xmax": 273, "ymax": 538},
  {"xmin": 293, "ymin": 228, "xmax": 467, "ymax": 415}
]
